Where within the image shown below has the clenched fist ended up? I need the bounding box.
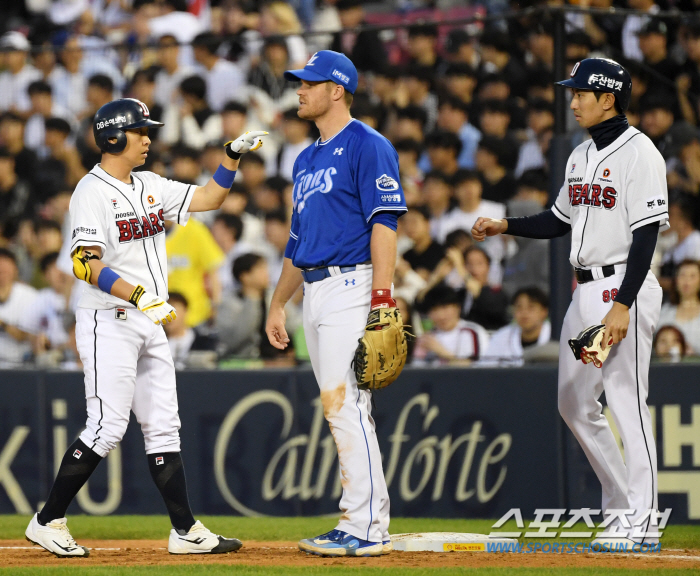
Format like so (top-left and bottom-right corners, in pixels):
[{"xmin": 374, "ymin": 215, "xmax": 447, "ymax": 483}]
[{"xmin": 471, "ymin": 217, "xmax": 508, "ymax": 242}]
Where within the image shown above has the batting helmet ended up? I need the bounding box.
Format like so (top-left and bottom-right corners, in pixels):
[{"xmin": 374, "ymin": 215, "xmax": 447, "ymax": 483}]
[
  {"xmin": 93, "ymin": 99, "xmax": 163, "ymax": 154},
  {"xmin": 555, "ymin": 58, "xmax": 632, "ymax": 113}
]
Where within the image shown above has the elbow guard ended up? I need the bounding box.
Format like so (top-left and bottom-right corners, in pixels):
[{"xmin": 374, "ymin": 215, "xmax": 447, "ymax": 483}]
[{"xmin": 72, "ymin": 247, "xmax": 99, "ymax": 284}]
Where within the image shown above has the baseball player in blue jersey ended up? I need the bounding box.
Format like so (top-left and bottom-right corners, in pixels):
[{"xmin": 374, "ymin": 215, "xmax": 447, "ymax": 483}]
[{"xmin": 265, "ymin": 51, "xmax": 407, "ymax": 557}]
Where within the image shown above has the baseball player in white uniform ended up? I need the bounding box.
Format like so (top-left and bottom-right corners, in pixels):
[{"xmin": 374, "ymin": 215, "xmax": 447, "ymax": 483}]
[
  {"xmin": 265, "ymin": 51, "xmax": 407, "ymax": 556},
  {"xmin": 473, "ymin": 58, "xmax": 668, "ymax": 546},
  {"xmin": 25, "ymin": 98, "xmax": 267, "ymax": 557}
]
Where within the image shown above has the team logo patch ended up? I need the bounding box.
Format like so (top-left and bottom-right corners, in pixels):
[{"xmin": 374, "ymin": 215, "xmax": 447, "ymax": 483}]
[
  {"xmin": 306, "ymin": 53, "xmax": 319, "ymax": 66},
  {"xmin": 331, "ymin": 69, "xmax": 350, "ymax": 84},
  {"xmin": 147, "ymin": 195, "xmax": 155, "ymax": 204},
  {"xmin": 646, "ymin": 195, "xmax": 666, "ymax": 211},
  {"xmin": 126, "ymin": 98, "xmax": 150, "ymax": 117},
  {"xmin": 570, "ymin": 163, "xmax": 576, "ymax": 173},
  {"xmin": 155, "ymin": 456, "xmax": 164, "ymax": 465},
  {"xmin": 73, "ymin": 449, "xmax": 82, "ymax": 459},
  {"xmin": 376, "ymin": 174, "xmax": 399, "ymax": 192},
  {"xmin": 603, "ymin": 168, "xmax": 610, "ymax": 177},
  {"xmin": 111, "ymin": 199, "xmax": 120, "ymax": 209},
  {"xmin": 570, "ymin": 62, "xmax": 580, "ymax": 77},
  {"xmin": 381, "ymin": 193, "xmax": 402, "ymax": 203},
  {"xmin": 115, "ymin": 308, "xmax": 127, "ymax": 320}
]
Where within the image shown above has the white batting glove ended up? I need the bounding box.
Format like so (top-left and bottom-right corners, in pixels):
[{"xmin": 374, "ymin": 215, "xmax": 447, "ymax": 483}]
[
  {"xmin": 129, "ymin": 285, "xmax": 176, "ymax": 325},
  {"xmin": 225, "ymin": 130, "xmax": 268, "ymax": 159}
]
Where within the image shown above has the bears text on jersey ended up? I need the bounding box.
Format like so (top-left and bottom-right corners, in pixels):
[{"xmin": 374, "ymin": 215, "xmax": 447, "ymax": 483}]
[
  {"xmin": 116, "ymin": 210, "xmax": 166, "ymax": 242},
  {"xmin": 568, "ymin": 183, "xmax": 618, "ymax": 209}
]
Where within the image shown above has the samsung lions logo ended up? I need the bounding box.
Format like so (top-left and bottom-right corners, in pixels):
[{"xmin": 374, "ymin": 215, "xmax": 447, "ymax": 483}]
[{"xmin": 376, "ymin": 174, "xmax": 399, "ymax": 192}]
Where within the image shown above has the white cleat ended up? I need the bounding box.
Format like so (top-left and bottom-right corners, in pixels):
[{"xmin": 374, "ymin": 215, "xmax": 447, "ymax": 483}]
[
  {"xmin": 25, "ymin": 514, "xmax": 89, "ymax": 557},
  {"xmin": 168, "ymin": 520, "xmax": 242, "ymax": 554},
  {"xmin": 382, "ymin": 539, "xmax": 393, "ymax": 554}
]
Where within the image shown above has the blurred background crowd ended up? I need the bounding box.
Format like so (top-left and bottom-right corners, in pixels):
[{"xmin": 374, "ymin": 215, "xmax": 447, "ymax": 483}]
[{"xmin": 1, "ymin": 0, "xmax": 700, "ymax": 370}]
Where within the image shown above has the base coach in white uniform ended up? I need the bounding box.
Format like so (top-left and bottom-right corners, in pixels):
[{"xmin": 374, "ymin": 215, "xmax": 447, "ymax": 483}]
[
  {"xmin": 25, "ymin": 98, "xmax": 267, "ymax": 557},
  {"xmin": 473, "ymin": 58, "xmax": 668, "ymax": 546}
]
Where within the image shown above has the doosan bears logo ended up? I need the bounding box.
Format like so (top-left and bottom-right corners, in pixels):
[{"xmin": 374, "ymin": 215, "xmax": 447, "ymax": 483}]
[
  {"xmin": 376, "ymin": 174, "xmax": 399, "ymax": 192},
  {"xmin": 116, "ymin": 210, "xmax": 166, "ymax": 243},
  {"xmin": 568, "ymin": 183, "xmax": 618, "ymax": 210}
]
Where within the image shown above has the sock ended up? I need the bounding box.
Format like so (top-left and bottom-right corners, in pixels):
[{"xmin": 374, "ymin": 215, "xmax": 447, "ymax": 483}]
[
  {"xmin": 148, "ymin": 452, "xmax": 195, "ymax": 533},
  {"xmin": 38, "ymin": 439, "xmax": 102, "ymax": 525}
]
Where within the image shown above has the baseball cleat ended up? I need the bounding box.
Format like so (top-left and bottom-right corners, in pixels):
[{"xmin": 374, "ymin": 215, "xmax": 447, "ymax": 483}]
[
  {"xmin": 168, "ymin": 520, "xmax": 242, "ymax": 554},
  {"xmin": 298, "ymin": 529, "xmax": 383, "ymax": 557},
  {"xmin": 382, "ymin": 539, "xmax": 393, "ymax": 554},
  {"xmin": 25, "ymin": 514, "xmax": 89, "ymax": 557}
]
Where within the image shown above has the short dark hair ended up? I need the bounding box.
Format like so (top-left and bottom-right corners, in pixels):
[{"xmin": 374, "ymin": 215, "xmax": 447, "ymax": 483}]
[
  {"xmin": 0, "ymin": 247, "xmax": 17, "ymax": 266},
  {"xmin": 394, "ymin": 138, "xmax": 423, "ymax": 156},
  {"xmin": 424, "ymin": 170, "xmax": 452, "ymax": 186},
  {"xmin": 396, "ymin": 105, "xmax": 428, "ymax": 128},
  {"xmin": 233, "ymin": 253, "xmax": 264, "ymax": 282},
  {"xmin": 517, "ymin": 169, "xmax": 548, "ymax": 192},
  {"xmin": 191, "ymin": 32, "xmax": 221, "ymax": 54},
  {"xmin": 40, "ymin": 251, "xmax": 59, "ymax": 273},
  {"xmin": 407, "ymin": 205, "xmax": 431, "ymax": 221},
  {"xmin": 132, "ymin": 67, "xmax": 157, "ymax": 85},
  {"xmin": 439, "ymin": 95, "xmax": 470, "ymax": 115},
  {"xmin": 593, "ymin": 90, "xmax": 622, "ymax": 115},
  {"xmin": 425, "ymin": 130, "xmax": 462, "ymax": 156},
  {"xmin": 180, "ymin": 75, "xmax": 207, "ymax": 100},
  {"xmin": 265, "ymin": 210, "xmax": 288, "ymax": 224},
  {"xmin": 168, "ymin": 291, "xmax": 188, "ymax": 308},
  {"xmin": 88, "ymin": 74, "xmax": 114, "ymax": 92},
  {"xmin": 223, "ymin": 101, "xmax": 248, "ymax": 115},
  {"xmin": 465, "ymin": 245, "xmax": 491, "ymax": 265},
  {"xmin": 171, "ymin": 145, "xmax": 200, "ymax": 161},
  {"xmin": 408, "ymin": 23, "xmax": 438, "ymax": 38},
  {"xmin": 240, "ymin": 151, "xmax": 265, "ymax": 167},
  {"xmin": 214, "ymin": 213, "xmax": 244, "ymax": 241},
  {"xmin": 45, "ymin": 117, "xmax": 71, "ymax": 135},
  {"xmin": 424, "ymin": 285, "xmax": 463, "ymax": 310},
  {"xmin": 512, "ymin": 286, "xmax": 549, "ymax": 308},
  {"xmin": 35, "ymin": 219, "xmax": 62, "ymax": 234},
  {"xmin": 480, "ymin": 99, "xmax": 510, "ymax": 115},
  {"xmin": 264, "ymin": 35, "xmax": 288, "ymax": 52},
  {"xmin": 265, "ymin": 176, "xmax": 291, "ymax": 193},
  {"xmin": 28, "ymin": 80, "xmax": 51, "ymax": 96},
  {"xmin": 452, "ymin": 169, "xmax": 480, "ymax": 186},
  {"xmin": 444, "ymin": 63, "xmax": 477, "ymax": 78}
]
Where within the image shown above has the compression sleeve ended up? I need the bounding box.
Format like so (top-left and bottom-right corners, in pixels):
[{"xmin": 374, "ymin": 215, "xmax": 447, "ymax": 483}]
[
  {"xmin": 504, "ymin": 209, "xmax": 571, "ymax": 239},
  {"xmin": 614, "ymin": 222, "xmax": 659, "ymax": 308}
]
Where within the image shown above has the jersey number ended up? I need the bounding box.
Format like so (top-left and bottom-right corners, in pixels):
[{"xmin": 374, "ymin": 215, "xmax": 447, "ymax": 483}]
[{"xmin": 602, "ymin": 289, "xmax": 618, "ymax": 303}]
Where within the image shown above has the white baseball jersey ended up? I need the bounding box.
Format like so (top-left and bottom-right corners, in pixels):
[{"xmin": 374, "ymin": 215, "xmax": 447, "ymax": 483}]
[
  {"xmin": 551, "ymin": 127, "xmax": 669, "ymax": 268},
  {"xmin": 69, "ymin": 165, "xmax": 195, "ymax": 310}
]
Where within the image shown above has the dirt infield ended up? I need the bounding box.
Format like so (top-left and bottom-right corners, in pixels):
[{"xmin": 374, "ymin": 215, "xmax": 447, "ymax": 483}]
[{"xmin": 1, "ymin": 540, "xmax": 700, "ymax": 570}]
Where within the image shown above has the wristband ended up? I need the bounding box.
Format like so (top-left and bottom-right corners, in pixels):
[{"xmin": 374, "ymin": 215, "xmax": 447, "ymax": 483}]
[
  {"xmin": 224, "ymin": 141, "xmax": 242, "ymax": 160},
  {"xmin": 97, "ymin": 267, "xmax": 120, "ymax": 294},
  {"xmin": 129, "ymin": 284, "xmax": 145, "ymax": 307},
  {"xmin": 371, "ymin": 289, "xmax": 396, "ymax": 310},
  {"xmin": 212, "ymin": 164, "xmax": 237, "ymax": 188}
]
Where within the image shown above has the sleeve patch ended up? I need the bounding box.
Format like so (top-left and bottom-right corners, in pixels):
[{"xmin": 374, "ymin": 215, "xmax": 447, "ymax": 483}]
[
  {"xmin": 376, "ymin": 174, "xmax": 399, "ymax": 192},
  {"xmin": 646, "ymin": 195, "xmax": 667, "ymax": 211}
]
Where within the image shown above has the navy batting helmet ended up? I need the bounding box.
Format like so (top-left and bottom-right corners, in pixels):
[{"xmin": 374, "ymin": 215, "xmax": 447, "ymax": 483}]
[
  {"xmin": 555, "ymin": 58, "xmax": 632, "ymax": 113},
  {"xmin": 93, "ymin": 99, "xmax": 163, "ymax": 154}
]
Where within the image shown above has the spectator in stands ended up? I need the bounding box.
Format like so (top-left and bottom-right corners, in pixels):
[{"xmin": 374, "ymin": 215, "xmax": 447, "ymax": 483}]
[
  {"xmin": 394, "ymin": 106, "xmax": 427, "ymax": 143},
  {"xmin": 681, "ymin": 22, "xmax": 700, "ymax": 124},
  {"xmin": 477, "ymin": 100, "xmax": 519, "ymax": 164},
  {"xmin": 403, "ymin": 66, "xmax": 438, "ymax": 133},
  {"xmin": 423, "ymin": 171, "xmax": 454, "ymax": 242},
  {"xmin": 527, "ymin": 22, "xmax": 554, "ymax": 72},
  {"xmin": 129, "ymin": 68, "xmax": 164, "ymax": 142},
  {"xmin": 511, "ymin": 169, "xmax": 549, "ymax": 208},
  {"xmin": 221, "ymin": 101, "xmax": 250, "ymax": 143},
  {"xmin": 30, "ymin": 252, "xmax": 72, "ymax": 361},
  {"xmin": 421, "ymin": 131, "xmax": 461, "ymax": 178},
  {"xmin": 162, "ymin": 76, "xmax": 222, "ymax": 150},
  {"xmin": 407, "ymin": 24, "xmax": 441, "ymax": 68},
  {"xmin": 502, "ymin": 198, "xmax": 550, "ymax": 299},
  {"xmin": 134, "ymin": 0, "xmax": 203, "ymax": 47},
  {"xmin": 165, "ymin": 217, "xmax": 224, "ymax": 327},
  {"xmin": 216, "ymin": 253, "xmax": 294, "ymax": 360},
  {"xmin": 413, "ymin": 285, "xmax": 489, "ymax": 366},
  {"xmin": 37, "ymin": 117, "xmax": 86, "ymax": 193},
  {"xmin": 436, "ymin": 96, "xmax": 481, "ymax": 170},
  {"xmin": 0, "ymin": 32, "xmax": 42, "ymax": 113},
  {"xmin": 402, "ymin": 206, "xmax": 446, "ymax": 279},
  {"xmin": 330, "ymin": 0, "xmax": 386, "ymax": 73},
  {"xmin": 29, "ymin": 220, "xmax": 63, "ymax": 287},
  {"xmin": 83, "ymin": 74, "xmax": 115, "ymax": 127},
  {"xmin": 52, "ymin": 36, "xmax": 88, "ymax": 117},
  {"xmin": 637, "ymin": 19, "xmax": 682, "ymax": 84},
  {"xmin": 252, "ymin": 176, "xmax": 287, "ymax": 216},
  {"xmin": 272, "ymin": 108, "xmax": 313, "ymax": 180},
  {"xmin": 199, "ymin": 140, "xmax": 226, "ymax": 185},
  {"xmin": 0, "ymin": 112, "xmax": 38, "ymax": 186},
  {"xmin": 0, "ymin": 248, "xmax": 37, "ymax": 368},
  {"xmin": 395, "ymin": 138, "xmax": 424, "ymax": 205},
  {"xmin": 25, "ymin": 81, "xmax": 76, "ymax": 153},
  {"xmin": 444, "ymin": 29, "xmax": 478, "ymax": 69},
  {"xmin": 640, "ymin": 95, "xmax": 675, "ymax": 150},
  {"xmin": 310, "ymin": 0, "xmax": 342, "ymax": 53},
  {"xmin": 192, "ymin": 32, "xmax": 246, "ymax": 112},
  {"xmin": 479, "ymin": 29, "xmax": 527, "ymax": 99},
  {"xmin": 263, "ymin": 211, "xmax": 291, "ymax": 288},
  {"xmin": 480, "ymin": 287, "xmax": 552, "ymax": 366},
  {"xmin": 622, "ymin": 0, "xmax": 659, "ymax": 61},
  {"xmin": 659, "ymin": 196, "xmax": 700, "ymax": 292},
  {"xmin": 219, "ymin": 183, "xmax": 266, "ymax": 246},
  {"xmin": 211, "ymin": 213, "xmax": 254, "ymax": 295},
  {"xmin": 658, "ymin": 259, "xmax": 700, "ymax": 354},
  {"xmin": 238, "ymin": 152, "xmax": 267, "ymax": 194},
  {"xmin": 442, "ymin": 64, "xmax": 479, "ymax": 106},
  {"xmin": 0, "ymin": 148, "xmax": 34, "ymax": 233},
  {"xmin": 154, "ymin": 34, "xmax": 196, "ymax": 108},
  {"xmin": 259, "ymin": 1, "xmax": 309, "ymax": 70},
  {"xmin": 653, "ymin": 324, "xmax": 687, "ymax": 361},
  {"xmin": 515, "ymin": 99, "xmax": 554, "ymax": 177},
  {"xmin": 164, "ymin": 292, "xmax": 218, "ymax": 370},
  {"xmin": 461, "ymin": 246, "xmax": 509, "ymax": 329},
  {"xmin": 170, "ymin": 146, "xmax": 203, "ymax": 184},
  {"xmin": 476, "ymin": 136, "xmax": 517, "ymax": 204},
  {"xmin": 665, "ymin": 122, "xmax": 700, "ymax": 196},
  {"xmin": 248, "ymin": 36, "xmax": 296, "ymax": 105}
]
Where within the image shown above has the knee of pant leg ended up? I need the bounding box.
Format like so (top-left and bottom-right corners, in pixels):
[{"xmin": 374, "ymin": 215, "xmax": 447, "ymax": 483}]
[
  {"xmin": 320, "ymin": 382, "xmax": 349, "ymax": 420},
  {"xmin": 80, "ymin": 425, "xmax": 126, "ymax": 458},
  {"xmin": 144, "ymin": 431, "xmax": 181, "ymax": 455}
]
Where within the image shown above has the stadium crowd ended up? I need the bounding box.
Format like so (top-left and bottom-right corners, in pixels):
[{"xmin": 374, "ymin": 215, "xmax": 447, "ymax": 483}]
[{"xmin": 1, "ymin": 0, "xmax": 700, "ymax": 369}]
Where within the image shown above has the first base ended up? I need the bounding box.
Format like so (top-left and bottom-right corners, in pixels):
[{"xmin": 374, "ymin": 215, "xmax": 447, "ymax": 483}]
[{"xmin": 391, "ymin": 532, "xmax": 517, "ymax": 552}]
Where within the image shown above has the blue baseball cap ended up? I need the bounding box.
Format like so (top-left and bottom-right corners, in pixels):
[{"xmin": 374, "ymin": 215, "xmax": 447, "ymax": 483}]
[{"xmin": 284, "ymin": 50, "xmax": 358, "ymax": 94}]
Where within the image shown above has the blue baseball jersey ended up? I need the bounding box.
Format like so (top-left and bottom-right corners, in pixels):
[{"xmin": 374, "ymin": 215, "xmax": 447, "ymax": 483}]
[{"xmin": 285, "ymin": 119, "xmax": 407, "ymax": 268}]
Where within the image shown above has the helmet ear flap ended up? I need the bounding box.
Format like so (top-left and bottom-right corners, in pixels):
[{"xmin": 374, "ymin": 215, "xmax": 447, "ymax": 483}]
[{"xmin": 95, "ymin": 127, "xmax": 127, "ymax": 154}]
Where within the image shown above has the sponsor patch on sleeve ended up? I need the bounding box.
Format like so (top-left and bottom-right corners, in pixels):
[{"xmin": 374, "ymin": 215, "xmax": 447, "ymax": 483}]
[
  {"xmin": 645, "ymin": 195, "xmax": 666, "ymax": 211},
  {"xmin": 376, "ymin": 174, "xmax": 399, "ymax": 192}
]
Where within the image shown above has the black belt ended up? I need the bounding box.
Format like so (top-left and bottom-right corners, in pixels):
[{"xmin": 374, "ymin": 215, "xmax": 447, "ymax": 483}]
[{"xmin": 574, "ymin": 265, "xmax": 616, "ymax": 284}]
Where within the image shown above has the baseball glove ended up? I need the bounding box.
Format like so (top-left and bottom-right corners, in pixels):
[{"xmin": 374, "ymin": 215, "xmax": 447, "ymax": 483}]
[
  {"xmin": 352, "ymin": 307, "xmax": 409, "ymax": 390},
  {"xmin": 568, "ymin": 324, "xmax": 614, "ymax": 368}
]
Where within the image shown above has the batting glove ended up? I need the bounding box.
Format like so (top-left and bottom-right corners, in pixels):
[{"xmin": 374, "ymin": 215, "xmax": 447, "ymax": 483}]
[
  {"xmin": 129, "ymin": 285, "xmax": 176, "ymax": 325},
  {"xmin": 225, "ymin": 130, "xmax": 268, "ymax": 159}
]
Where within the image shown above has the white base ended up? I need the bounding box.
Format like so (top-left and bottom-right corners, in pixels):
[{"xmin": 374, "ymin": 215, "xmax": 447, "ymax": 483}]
[{"xmin": 391, "ymin": 532, "xmax": 517, "ymax": 552}]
